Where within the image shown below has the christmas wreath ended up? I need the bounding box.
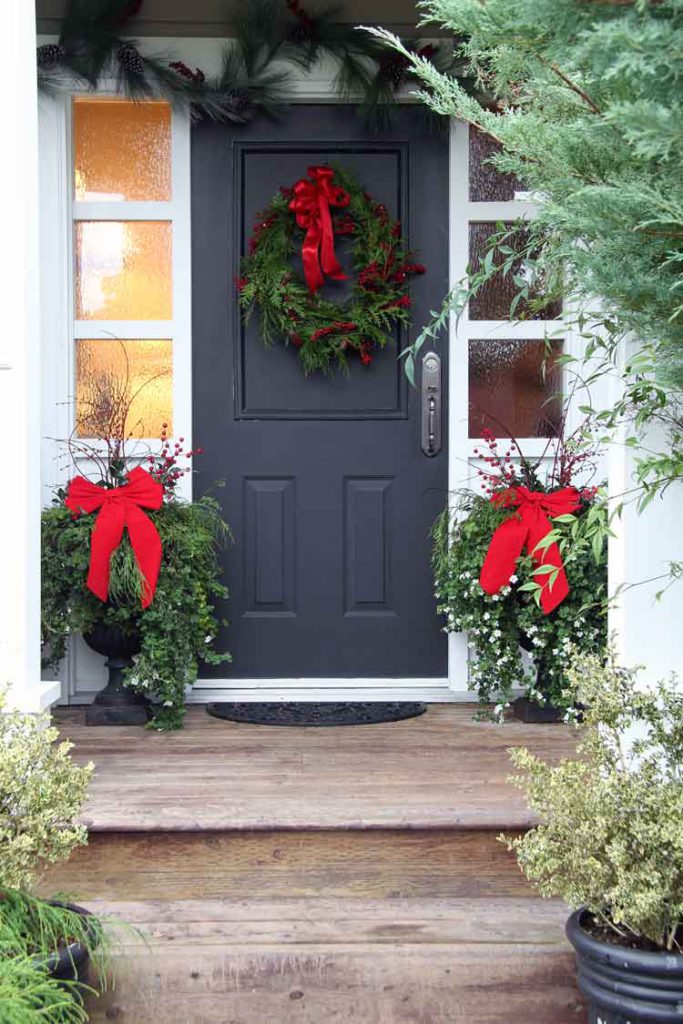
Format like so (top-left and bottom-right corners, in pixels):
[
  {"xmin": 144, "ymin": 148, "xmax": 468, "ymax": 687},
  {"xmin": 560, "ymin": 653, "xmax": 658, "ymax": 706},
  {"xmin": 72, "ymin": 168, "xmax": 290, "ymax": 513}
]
[{"xmin": 236, "ymin": 164, "xmax": 426, "ymax": 375}]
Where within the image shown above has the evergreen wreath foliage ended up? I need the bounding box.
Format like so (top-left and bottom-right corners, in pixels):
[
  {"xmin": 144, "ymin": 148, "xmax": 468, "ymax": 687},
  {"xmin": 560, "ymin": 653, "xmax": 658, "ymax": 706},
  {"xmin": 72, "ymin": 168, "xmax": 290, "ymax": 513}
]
[{"xmin": 237, "ymin": 164, "xmax": 426, "ymax": 375}]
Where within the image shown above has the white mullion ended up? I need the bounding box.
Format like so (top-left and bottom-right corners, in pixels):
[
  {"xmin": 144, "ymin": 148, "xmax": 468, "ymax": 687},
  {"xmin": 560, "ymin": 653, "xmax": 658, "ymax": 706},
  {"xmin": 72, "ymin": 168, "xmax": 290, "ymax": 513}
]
[
  {"xmin": 466, "ymin": 319, "xmax": 560, "ymax": 341},
  {"xmin": 170, "ymin": 109, "xmax": 192, "ymax": 501},
  {"xmin": 74, "ymin": 320, "xmax": 175, "ymax": 339},
  {"xmin": 447, "ymin": 119, "xmax": 471, "ymax": 692},
  {"xmin": 73, "ymin": 200, "xmax": 174, "ymax": 221},
  {"xmin": 457, "ymin": 200, "xmax": 537, "ymax": 222}
]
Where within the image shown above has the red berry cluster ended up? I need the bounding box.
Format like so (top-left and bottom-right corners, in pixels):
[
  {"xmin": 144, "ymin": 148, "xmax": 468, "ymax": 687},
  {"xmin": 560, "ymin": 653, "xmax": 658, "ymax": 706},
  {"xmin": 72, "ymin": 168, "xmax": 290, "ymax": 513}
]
[
  {"xmin": 473, "ymin": 428, "xmax": 518, "ymax": 494},
  {"xmin": 311, "ymin": 321, "xmax": 357, "ymax": 343},
  {"xmin": 169, "ymin": 60, "xmax": 205, "ymax": 84},
  {"xmin": 248, "ymin": 214, "xmax": 276, "ymax": 254},
  {"xmin": 147, "ymin": 424, "xmax": 204, "ymax": 496}
]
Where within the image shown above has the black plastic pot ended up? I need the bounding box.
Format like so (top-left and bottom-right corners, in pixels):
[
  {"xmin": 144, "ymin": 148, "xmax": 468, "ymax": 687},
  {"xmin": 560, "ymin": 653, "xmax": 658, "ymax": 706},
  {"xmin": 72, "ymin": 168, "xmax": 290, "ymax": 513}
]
[
  {"xmin": 513, "ymin": 696, "xmax": 564, "ymax": 723},
  {"xmin": 36, "ymin": 902, "xmax": 97, "ymax": 988},
  {"xmin": 83, "ymin": 621, "xmax": 149, "ymax": 726},
  {"xmin": 567, "ymin": 909, "xmax": 683, "ymax": 1023}
]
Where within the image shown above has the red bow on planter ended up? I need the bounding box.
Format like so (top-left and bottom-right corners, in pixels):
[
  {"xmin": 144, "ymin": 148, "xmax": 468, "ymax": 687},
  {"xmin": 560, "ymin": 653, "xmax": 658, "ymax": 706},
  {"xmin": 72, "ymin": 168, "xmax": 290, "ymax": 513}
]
[
  {"xmin": 65, "ymin": 467, "xmax": 164, "ymax": 609},
  {"xmin": 479, "ymin": 485, "xmax": 581, "ymax": 614},
  {"xmin": 289, "ymin": 165, "xmax": 351, "ymax": 293}
]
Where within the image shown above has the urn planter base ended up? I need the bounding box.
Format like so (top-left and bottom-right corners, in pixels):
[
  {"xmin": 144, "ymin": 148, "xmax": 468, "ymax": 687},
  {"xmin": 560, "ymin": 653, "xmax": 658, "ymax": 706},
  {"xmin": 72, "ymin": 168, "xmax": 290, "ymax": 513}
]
[{"xmin": 84, "ymin": 624, "xmax": 150, "ymax": 727}]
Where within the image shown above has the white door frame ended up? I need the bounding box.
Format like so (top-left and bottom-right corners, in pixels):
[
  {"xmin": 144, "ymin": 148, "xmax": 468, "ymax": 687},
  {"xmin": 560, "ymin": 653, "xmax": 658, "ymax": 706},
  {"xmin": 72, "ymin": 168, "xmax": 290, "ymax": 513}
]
[{"xmin": 37, "ymin": 38, "xmax": 535, "ymax": 704}]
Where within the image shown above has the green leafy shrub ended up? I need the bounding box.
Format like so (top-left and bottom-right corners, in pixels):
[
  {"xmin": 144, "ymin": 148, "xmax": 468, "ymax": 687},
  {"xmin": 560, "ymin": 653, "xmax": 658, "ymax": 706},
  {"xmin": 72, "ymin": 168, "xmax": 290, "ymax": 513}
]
[
  {"xmin": 42, "ymin": 494, "xmax": 231, "ymax": 730},
  {"xmin": 504, "ymin": 650, "xmax": 683, "ymax": 951},
  {"xmin": 0, "ymin": 690, "xmax": 92, "ymax": 891}
]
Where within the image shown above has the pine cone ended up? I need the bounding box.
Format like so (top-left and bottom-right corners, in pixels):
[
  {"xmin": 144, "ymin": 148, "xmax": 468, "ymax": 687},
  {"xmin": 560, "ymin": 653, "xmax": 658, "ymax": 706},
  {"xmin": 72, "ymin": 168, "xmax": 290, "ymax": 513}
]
[
  {"xmin": 116, "ymin": 43, "xmax": 145, "ymax": 77},
  {"xmin": 37, "ymin": 43, "xmax": 65, "ymax": 69}
]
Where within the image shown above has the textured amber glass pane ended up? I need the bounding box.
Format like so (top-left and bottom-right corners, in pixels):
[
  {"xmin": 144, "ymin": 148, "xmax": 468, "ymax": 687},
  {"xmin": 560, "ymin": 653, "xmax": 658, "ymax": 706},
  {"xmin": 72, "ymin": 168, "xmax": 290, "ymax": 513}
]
[
  {"xmin": 469, "ymin": 223, "xmax": 562, "ymax": 321},
  {"xmin": 75, "ymin": 221, "xmax": 172, "ymax": 320},
  {"xmin": 469, "ymin": 128, "xmax": 522, "ymax": 202},
  {"xmin": 468, "ymin": 339, "xmax": 563, "ymax": 438},
  {"xmin": 73, "ymin": 98, "xmax": 171, "ymax": 201},
  {"xmin": 76, "ymin": 339, "xmax": 173, "ymax": 439}
]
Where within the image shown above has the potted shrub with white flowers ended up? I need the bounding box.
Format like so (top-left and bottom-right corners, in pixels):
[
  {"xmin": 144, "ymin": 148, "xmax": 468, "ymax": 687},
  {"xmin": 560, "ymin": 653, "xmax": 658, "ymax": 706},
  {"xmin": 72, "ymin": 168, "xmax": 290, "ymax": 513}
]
[
  {"xmin": 433, "ymin": 425, "xmax": 608, "ymax": 721},
  {"xmin": 504, "ymin": 650, "xmax": 683, "ymax": 1023}
]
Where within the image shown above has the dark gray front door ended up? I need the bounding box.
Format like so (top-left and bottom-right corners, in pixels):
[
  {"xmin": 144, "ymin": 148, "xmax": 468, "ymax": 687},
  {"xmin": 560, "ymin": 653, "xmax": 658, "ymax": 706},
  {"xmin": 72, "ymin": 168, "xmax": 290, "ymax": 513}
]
[{"xmin": 192, "ymin": 105, "xmax": 448, "ymax": 679}]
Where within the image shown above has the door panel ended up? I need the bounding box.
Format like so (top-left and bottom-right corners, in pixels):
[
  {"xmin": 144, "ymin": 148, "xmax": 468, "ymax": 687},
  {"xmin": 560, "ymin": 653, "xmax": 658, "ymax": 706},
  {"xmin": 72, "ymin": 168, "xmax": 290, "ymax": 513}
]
[{"xmin": 192, "ymin": 105, "xmax": 449, "ymax": 679}]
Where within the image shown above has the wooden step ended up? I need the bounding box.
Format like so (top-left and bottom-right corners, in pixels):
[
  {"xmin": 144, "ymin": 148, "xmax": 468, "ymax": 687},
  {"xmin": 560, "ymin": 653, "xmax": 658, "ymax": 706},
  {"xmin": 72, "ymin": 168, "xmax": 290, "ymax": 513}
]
[
  {"xmin": 40, "ymin": 828, "xmax": 533, "ymax": 902},
  {"xmin": 84, "ymin": 898, "xmax": 584, "ymax": 1024}
]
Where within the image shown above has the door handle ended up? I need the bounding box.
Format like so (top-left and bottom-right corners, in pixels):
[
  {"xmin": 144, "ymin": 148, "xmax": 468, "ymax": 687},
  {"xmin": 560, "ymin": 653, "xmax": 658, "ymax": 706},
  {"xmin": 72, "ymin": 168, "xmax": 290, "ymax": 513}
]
[{"xmin": 421, "ymin": 352, "xmax": 442, "ymax": 457}]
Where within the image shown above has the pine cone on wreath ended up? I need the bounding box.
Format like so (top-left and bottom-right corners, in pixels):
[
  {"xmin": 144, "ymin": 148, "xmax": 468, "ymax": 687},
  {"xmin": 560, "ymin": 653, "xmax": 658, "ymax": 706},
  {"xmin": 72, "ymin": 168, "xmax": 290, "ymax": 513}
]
[
  {"xmin": 116, "ymin": 43, "xmax": 145, "ymax": 77},
  {"xmin": 37, "ymin": 43, "xmax": 66, "ymax": 69}
]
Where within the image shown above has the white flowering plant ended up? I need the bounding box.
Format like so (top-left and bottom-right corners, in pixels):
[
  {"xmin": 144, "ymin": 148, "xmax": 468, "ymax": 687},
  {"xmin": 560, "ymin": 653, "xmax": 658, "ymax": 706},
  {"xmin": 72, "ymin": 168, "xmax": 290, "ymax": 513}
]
[{"xmin": 433, "ymin": 430, "xmax": 608, "ymax": 719}]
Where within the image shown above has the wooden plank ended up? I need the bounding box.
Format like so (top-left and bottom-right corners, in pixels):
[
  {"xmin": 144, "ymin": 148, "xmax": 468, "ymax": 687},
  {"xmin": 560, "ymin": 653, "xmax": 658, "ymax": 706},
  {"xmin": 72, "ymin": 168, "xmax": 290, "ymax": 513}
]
[
  {"xmin": 84, "ymin": 896, "xmax": 570, "ymax": 945},
  {"xmin": 52, "ymin": 705, "xmax": 579, "ymax": 832},
  {"xmin": 86, "ymin": 943, "xmax": 584, "ymax": 1024},
  {"xmin": 39, "ymin": 829, "xmax": 533, "ymax": 901}
]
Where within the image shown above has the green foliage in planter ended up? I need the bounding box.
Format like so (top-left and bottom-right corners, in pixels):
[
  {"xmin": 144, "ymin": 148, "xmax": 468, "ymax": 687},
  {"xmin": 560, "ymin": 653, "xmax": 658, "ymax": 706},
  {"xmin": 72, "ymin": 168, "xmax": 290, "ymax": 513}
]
[
  {"xmin": 0, "ymin": 690, "xmax": 92, "ymax": 892},
  {"xmin": 504, "ymin": 650, "xmax": 683, "ymax": 951},
  {"xmin": 0, "ymin": 695, "xmax": 112, "ymax": 1021},
  {"xmin": 41, "ymin": 495, "xmax": 231, "ymax": 730},
  {"xmin": 433, "ymin": 493, "xmax": 607, "ymax": 717},
  {"xmin": 0, "ymin": 951, "xmax": 89, "ymax": 1024}
]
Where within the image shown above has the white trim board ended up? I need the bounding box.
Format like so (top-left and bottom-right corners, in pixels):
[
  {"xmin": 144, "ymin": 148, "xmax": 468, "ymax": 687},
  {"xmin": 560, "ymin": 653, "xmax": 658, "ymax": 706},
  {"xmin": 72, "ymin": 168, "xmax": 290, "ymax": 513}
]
[{"xmin": 38, "ymin": 50, "xmax": 562, "ymax": 705}]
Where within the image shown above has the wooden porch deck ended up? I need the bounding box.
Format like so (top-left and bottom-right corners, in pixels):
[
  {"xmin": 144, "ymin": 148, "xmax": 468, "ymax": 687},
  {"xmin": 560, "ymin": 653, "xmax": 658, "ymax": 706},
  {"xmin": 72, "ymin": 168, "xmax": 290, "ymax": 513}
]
[
  {"xmin": 53, "ymin": 703, "xmax": 577, "ymax": 832},
  {"xmin": 46, "ymin": 704, "xmax": 586, "ymax": 1023}
]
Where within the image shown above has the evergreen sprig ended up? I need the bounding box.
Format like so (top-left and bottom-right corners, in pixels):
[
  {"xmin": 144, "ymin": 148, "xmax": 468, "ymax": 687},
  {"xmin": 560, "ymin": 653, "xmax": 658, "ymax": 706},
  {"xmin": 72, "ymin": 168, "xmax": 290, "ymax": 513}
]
[{"xmin": 237, "ymin": 164, "xmax": 426, "ymax": 374}]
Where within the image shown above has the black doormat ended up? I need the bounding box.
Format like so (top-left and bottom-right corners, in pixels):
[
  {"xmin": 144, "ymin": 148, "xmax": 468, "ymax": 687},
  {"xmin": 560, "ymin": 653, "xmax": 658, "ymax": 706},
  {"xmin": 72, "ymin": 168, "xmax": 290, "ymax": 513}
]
[{"xmin": 205, "ymin": 701, "xmax": 427, "ymax": 727}]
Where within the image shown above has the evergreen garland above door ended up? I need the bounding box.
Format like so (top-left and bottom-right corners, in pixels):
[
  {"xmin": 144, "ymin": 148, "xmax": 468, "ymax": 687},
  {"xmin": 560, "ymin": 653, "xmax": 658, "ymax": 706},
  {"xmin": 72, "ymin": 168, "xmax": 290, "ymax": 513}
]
[{"xmin": 36, "ymin": 0, "xmax": 483, "ymax": 129}]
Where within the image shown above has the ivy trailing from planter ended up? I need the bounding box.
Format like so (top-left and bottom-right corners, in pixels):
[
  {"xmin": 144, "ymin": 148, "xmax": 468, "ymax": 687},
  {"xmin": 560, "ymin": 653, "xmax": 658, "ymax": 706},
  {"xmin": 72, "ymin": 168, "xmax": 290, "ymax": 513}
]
[{"xmin": 36, "ymin": 0, "xmax": 477, "ymax": 129}]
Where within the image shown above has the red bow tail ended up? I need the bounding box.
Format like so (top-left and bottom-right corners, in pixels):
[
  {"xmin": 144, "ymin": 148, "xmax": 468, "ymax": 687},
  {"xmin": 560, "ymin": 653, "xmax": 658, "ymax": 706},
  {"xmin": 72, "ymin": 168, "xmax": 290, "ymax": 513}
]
[
  {"xmin": 289, "ymin": 166, "xmax": 351, "ymax": 293},
  {"xmin": 479, "ymin": 486, "xmax": 581, "ymax": 614},
  {"xmin": 66, "ymin": 467, "xmax": 164, "ymax": 609}
]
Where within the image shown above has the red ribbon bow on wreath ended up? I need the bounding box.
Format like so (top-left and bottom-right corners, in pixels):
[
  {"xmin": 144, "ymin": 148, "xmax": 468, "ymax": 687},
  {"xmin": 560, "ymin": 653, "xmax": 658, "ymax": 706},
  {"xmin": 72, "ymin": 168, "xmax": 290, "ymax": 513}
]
[
  {"xmin": 289, "ymin": 165, "xmax": 351, "ymax": 294},
  {"xmin": 479, "ymin": 485, "xmax": 581, "ymax": 614},
  {"xmin": 65, "ymin": 466, "xmax": 164, "ymax": 609}
]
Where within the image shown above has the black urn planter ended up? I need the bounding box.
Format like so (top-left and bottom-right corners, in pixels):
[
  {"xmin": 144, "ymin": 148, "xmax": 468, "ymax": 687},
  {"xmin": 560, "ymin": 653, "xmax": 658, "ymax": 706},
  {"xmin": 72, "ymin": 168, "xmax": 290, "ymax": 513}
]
[
  {"xmin": 567, "ymin": 910, "xmax": 683, "ymax": 1023},
  {"xmin": 83, "ymin": 621, "xmax": 149, "ymax": 726},
  {"xmin": 35, "ymin": 901, "xmax": 97, "ymax": 994}
]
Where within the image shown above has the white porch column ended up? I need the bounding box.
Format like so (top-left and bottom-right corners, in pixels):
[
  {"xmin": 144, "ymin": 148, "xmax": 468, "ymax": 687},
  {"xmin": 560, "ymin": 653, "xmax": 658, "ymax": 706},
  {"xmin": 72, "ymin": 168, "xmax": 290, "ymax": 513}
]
[
  {"xmin": 609, "ymin": 423, "xmax": 683, "ymax": 682},
  {"xmin": 0, "ymin": 2, "xmax": 59, "ymax": 711}
]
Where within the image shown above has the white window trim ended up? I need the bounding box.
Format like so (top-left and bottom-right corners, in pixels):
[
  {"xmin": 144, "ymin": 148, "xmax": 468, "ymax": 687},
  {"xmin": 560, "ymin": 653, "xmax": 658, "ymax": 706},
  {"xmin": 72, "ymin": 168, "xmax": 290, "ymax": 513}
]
[{"xmin": 38, "ymin": 58, "xmax": 575, "ymax": 705}]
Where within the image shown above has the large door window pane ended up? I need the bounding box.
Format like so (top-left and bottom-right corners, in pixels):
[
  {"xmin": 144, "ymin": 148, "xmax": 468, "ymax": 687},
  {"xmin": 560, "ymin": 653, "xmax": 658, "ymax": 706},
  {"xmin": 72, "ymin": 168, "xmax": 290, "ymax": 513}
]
[{"xmin": 468, "ymin": 338, "xmax": 563, "ymax": 438}]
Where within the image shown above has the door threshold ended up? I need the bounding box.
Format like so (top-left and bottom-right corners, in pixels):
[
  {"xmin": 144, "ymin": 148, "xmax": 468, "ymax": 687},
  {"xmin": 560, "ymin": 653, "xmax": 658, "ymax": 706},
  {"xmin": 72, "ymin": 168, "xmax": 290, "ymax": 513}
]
[{"xmin": 191, "ymin": 679, "xmax": 467, "ymax": 703}]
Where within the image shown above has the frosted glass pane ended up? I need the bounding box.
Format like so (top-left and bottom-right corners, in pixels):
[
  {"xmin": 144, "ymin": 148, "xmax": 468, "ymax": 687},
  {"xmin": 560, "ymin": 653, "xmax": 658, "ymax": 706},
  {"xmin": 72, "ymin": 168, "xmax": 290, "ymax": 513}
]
[
  {"xmin": 469, "ymin": 127, "xmax": 522, "ymax": 202},
  {"xmin": 76, "ymin": 339, "xmax": 173, "ymax": 439},
  {"xmin": 75, "ymin": 221, "xmax": 172, "ymax": 320},
  {"xmin": 468, "ymin": 338, "xmax": 563, "ymax": 438},
  {"xmin": 73, "ymin": 98, "xmax": 171, "ymax": 202},
  {"xmin": 469, "ymin": 223, "xmax": 562, "ymax": 321}
]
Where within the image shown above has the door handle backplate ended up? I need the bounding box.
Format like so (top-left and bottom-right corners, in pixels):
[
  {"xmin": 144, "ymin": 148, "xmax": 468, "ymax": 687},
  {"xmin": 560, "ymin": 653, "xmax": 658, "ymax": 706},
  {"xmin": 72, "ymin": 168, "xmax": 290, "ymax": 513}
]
[{"xmin": 421, "ymin": 352, "xmax": 442, "ymax": 457}]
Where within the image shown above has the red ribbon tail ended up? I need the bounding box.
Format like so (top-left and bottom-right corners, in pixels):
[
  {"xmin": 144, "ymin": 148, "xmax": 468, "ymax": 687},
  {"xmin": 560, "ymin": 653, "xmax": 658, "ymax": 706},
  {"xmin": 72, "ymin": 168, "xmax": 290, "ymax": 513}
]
[
  {"xmin": 87, "ymin": 502, "xmax": 125, "ymax": 604},
  {"xmin": 127, "ymin": 504, "xmax": 163, "ymax": 609},
  {"xmin": 480, "ymin": 516, "xmax": 527, "ymax": 595},
  {"xmin": 318, "ymin": 191, "xmax": 346, "ymax": 283},
  {"xmin": 302, "ymin": 221, "xmax": 324, "ymax": 293}
]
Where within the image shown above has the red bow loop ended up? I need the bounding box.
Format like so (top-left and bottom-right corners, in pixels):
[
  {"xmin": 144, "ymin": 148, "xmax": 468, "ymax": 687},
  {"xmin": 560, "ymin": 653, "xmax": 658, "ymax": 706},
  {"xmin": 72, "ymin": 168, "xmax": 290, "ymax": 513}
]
[
  {"xmin": 289, "ymin": 165, "xmax": 351, "ymax": 293},
  {"xmin": 65, "ymin": 466, "xmax": 164, "ymax": 609},
  {"xmin": 480, "ymin": 485, "xmax": 581, "ymax": 614}
]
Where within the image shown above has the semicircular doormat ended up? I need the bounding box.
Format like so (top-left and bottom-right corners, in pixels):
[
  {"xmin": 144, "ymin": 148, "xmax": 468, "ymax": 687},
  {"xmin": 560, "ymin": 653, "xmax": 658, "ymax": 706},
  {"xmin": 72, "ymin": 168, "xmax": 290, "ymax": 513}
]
[{"xmin": 205, "ymin": 702, "xmax": 427, "ymax": 727}]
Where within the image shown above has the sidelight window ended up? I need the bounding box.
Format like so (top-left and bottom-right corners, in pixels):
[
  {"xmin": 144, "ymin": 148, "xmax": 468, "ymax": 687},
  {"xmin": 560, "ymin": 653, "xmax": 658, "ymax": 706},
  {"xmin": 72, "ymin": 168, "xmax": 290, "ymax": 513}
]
[{"xmin": 70, "ymin": 97, "xmax": 188, "ymax": 444}]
